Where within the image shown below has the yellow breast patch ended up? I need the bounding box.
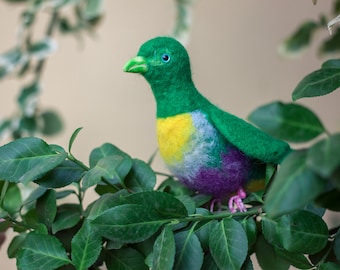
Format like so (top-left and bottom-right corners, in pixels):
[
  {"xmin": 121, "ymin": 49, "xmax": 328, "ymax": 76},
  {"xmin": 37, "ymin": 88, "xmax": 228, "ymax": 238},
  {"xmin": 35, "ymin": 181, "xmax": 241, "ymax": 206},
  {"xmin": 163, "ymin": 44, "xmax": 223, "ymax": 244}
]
[{"xmin": 157, "ymin": 113, "xmax": 195, "ymax": 164}]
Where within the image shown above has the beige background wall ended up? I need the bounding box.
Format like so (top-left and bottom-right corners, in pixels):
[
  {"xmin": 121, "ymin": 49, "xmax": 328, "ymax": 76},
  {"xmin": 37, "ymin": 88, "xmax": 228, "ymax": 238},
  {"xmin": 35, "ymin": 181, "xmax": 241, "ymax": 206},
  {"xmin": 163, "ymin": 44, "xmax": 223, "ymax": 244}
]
[{"xmin": 0, "ymin": 1, "xmax": 339, "ymax": 268}]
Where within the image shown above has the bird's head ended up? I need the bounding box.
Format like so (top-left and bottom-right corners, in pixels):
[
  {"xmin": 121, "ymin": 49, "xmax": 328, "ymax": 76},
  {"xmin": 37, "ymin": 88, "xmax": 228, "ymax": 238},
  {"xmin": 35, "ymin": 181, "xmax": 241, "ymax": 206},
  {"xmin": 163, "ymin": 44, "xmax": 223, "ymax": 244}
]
[{"xmin": 123, "ymin": 36, "xmax": 192, "ymax": 87}]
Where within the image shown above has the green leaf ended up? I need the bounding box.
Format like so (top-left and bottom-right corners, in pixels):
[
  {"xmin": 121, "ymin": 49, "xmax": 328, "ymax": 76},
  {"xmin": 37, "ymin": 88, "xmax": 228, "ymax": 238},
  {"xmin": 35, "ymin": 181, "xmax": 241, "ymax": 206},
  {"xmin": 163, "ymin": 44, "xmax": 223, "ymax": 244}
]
[
  {"xmin": 276, "ymin": 210, "xmax": 328, "ymax": 254},
  {"xmin": 17, "ymin": 232, "xmax": 71, "ymax": 270},
  {"xmin": 7, "ymin": 233, "xmax": 27, "ymax": 258},
  {"xmin": 248, "ymin": 102, "xmax": 325, "ymax": 142},
  {"xmin": 315, "ymin": 189, "xmax": 340, "ymax": 211},
  {"xmin": 106, "ymin": 247, "xmax": 148, "ymax": 270},
  {"xmin": 82, "ymin": 155, "xmax": 132, "ymax": 189},
  {"xmin": 52, "ymin": 204, "xmax": 81, "ymax": 234},
  {"xmin": 35, "ymin": 160, "xmax": 85, "ymax": 188},
  {"xmin": 22, "ymin": 186, "xmax": 46, "ymax": 206},
  {"xmin": 202, "ymin": 253, "xmax": 220, "ymax": 270},
  {"xmin": 68, "ymin": 127, "xmax": 83, "ymax": 154},
  {"xmin": 320, "ymin": 28, "xmax": 340, "ymax": 54},
  {"xmin": 195, "ymin": 220, "xmax": 216, "ymax": 251},
  {"xmin": 125, "ymin": 191, "xmax": 188, "ymax": 218},
  {"xmin": 87, "ymin": 191, "xmax": 128, "ymax": 220},
  {"xmin": 36, "ymin": 189, "xmax": 57, "ymax": 228},
  {"xmin": 174, "ymin": 229, "xmax": 203, "ymax": 270},
  {"xmin": 318, "ymin": 262, "xmax": 340, "ymax": 270},
  {"xmin": 91, "ymin": 204, "xmax": 166, "ymax": 243},
  {"xmin": 292, "ymin": 67, "xmax": 340, "ymax": 101},
  {"xmin": 280, "ymin": 21, "xmax": 318, "ymax": 55},
  {"xmin": 275, "ymin": 248, "xmax": 313, "ymax": 269},
  {"xmin": 321, "ymin": 59, "xmax": 340, "ymax": 69},
  {"xmin": 255, "ymin": 235, "xmax": 290, "ymax": 270},
  {"xmin": 2, "ymin": 183, "xmax": 22, "ymax": 214},
  {"xmin": 209, "ymin": 218, "xmax": 248, "ymax": 270},
  {"xmin": 307, "ymin": 133, "xmax": 340, "ymax": 178},
  {"xmin": 71, "ymin": 220, "xmax": 102, "ymax": 270},
  {"xmin": 157, "ymin": 177, "xmax": 194, "ymax": 196},
  {"xmin": 0, "ymin": 137, "xmax": 67, "ymax": 183},
  {"xmin": 81, "ymin": 0, "xmax": 103, "ymax": 20},
  {"xmin": 89, "ymin": 143, "xmax": 130, "ymax": 168},
  {"xmin": 334, "ymin": 229, "xmax": 340, "ymax": 262},
  {"xmin": 40, "ymin": 110, "xmax": 63, "ymax": 135},
  {"xmin": 28, "ymin": 38, "xmax": 57, "ymax": 60},
  {"xmin": 152, "ymin": 225, "xmax": 175, "ymax": 270},
  {"xmin": 265, "ymin": 150, "xmax": 327, "ymax": 218},
  {"xmin": 125, "ymin": 159, "xmax": 156, "ymax": 192},
  {"xmin": 17, "ymin": 81, "xmax": 40, "ymax": 113},
  {"xmin": 240, "ymin": 217, "xmax": 257, "ymax": 248}
]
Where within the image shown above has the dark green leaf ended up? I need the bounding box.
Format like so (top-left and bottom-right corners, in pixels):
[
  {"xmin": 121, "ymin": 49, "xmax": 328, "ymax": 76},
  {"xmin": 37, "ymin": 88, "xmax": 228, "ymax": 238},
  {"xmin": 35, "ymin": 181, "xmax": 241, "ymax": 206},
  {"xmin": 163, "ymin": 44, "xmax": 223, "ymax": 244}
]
[
  {"xmin": 82, "ymin": 155, "xmax": 132, "ymax": 189},
  {"xmin": 35, "ymin": 160, "xmax": 85, "ymax": 188},
  {"xmin": 89, "ymin": 143, "xmax": 129, "ymax": 168},
  {"xmin": 275, "ymin": 248, "xmax": 313, "ymax": 269},
  {"xmin": 293, "ymin": 68, "xmax": 340, "ymax": 101},
  {"xmin": 276, "ymin": 210, "xmax": 328, "ymax": 254},
  {"xmin": 315, "ymin": 189, "xmax": 340, "ymax": 211},
  {"xmin": 261, "ymin": 217, "xmax": 278, "ymax": 246},
  {"xmin": 334, "ymin": 229, "xmax": 340, "ymax": 262},
  {"xmin": 242, "ymin": 257, "xmax": 254, "ymax": 270},
  {"xmin": 152, "ymin": 225, "xmax": 175, "ymax": 270},
  {"xmin": 280, "ymin": 21, "xmax": 318, "ymax": 54},
  {"xmin": 71, "ymin": 220, "xmax": 102, "ymax": 270},
  {"xmin": 255, "ymin": 235, "xmax": 290, "ymax": 270},
  {"xmin": 195, "ymin": 219, "xmax": 216, "ymax": 251},
  {"xmin": 209, "ymin": 218, "xmax": 248, "ymax": 270},
  {"xmin": 307, "ymin": 133, "xmax": 340, "ymax": 178},
  {"xmin": 7, "ymin": 233, "xmax": 27, "ymax": 258},
  {"xmin": 92, "ymin": 204, "xmax": 166, "ymax": 243},
  {"xmin": 322, "ymin": 59, "xmax": 340, "ymax": 69},
  {"xmin": 17, "ymin": 232, "xmax": 71, "ymax": 270},
  {"xmin": 40, "ymin": 110, "xmax": 63, "ymax": 135},
  {"xmin": 249, "ymin": 102, "xmax": 325, "ymax": 142},
  {"xmin": 52, "ymin": 204, "xmax": 81, "ymax": 234},
  {"xmin": 125, "ymin": 191, "xmax": 188, "ymax": 218},
  {"xmin": 320, "ymin": 28, "xmax": 340, "ymax": 54},
  {"xmin": 0, "ymin": 137, "xmax": 67, "ymax": 183},
  {"xmin": 202, "ymin": 253, "xmax": 220, "ymax": 270},
  {"xmin": 125, "ymin": 159, "xmax": 156, "ymax": 192},
  {"xmin": 265, "ymin": 150, "xmax": 327, "ymax": 218},
  {"xmin": 106, "ymin": 247, "xmax": 148, "ymax": 270},
  {"xmin": 2, "ymin": 183, "xmax": 22, "ymax": 214},
  {"xmin": 157, "ymin": 177, "xmax": 194, "ymax": 196},
  {"xmin": 36, "ymin": 189, "xmax": 57, "ymax": 228},
  {"xmin": 174, "ymin": 229, "xmax": 203, "ymax": 270},
  {"xmin": 176, "ymin": 195, "xmax": 196, "ymax": 215},
  {"xmin": 318, "ymin": 262, "xmax": 340, "ymax": 270}
]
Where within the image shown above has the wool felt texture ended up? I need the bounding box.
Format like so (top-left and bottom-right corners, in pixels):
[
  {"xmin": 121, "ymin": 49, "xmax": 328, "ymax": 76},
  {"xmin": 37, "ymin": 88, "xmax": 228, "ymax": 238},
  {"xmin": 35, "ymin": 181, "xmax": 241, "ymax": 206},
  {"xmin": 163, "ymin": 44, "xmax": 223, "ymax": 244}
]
[{"xmin": 123, "ymin": 36, "xmax": 291, "ymax": 202}]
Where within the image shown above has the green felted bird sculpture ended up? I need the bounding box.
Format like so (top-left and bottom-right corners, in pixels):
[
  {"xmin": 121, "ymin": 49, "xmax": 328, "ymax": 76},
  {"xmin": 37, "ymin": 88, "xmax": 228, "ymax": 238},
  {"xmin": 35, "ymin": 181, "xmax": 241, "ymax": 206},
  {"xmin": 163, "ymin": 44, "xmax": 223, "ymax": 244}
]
[{"xmin": 123, "ymin": 36, "xmax": 291, "ymax": 212}]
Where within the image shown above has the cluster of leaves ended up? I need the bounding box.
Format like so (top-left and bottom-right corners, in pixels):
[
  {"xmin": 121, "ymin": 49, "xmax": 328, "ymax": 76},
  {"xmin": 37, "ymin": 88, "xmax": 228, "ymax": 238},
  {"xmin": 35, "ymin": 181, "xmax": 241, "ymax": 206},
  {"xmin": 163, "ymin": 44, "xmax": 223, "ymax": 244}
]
[
  {"xmin": 0, "ymin": 73, "xmax": 340, "ymax": 270},
  {"xmin": 279, "ymin": 0, "xmax": 340, "ymax": 56},
  {"xmin": 0, "ymin": 0, "xmax": 104, "ymax": 140}
]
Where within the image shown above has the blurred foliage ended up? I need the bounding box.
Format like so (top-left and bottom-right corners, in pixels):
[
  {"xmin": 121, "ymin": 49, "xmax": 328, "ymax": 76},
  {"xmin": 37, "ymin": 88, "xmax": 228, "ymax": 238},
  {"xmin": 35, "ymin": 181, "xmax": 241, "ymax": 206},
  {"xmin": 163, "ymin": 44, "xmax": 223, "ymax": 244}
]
[
  {"xmin": 279, "ymin": 0, "xmax": 340, "ymax": 56},
  {"xmin": 0, "ymin": 1, "xmax": 339, "ymax": 270},
  {"xmin": 0, "ymin": 0, "xmax": 104, "ymax": 140}
]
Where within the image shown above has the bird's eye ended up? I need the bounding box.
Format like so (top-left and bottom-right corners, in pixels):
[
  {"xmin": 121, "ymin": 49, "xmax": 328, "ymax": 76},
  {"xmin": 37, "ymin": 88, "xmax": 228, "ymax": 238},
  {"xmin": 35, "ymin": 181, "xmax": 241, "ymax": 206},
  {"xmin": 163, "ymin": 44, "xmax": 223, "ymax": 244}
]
[{"xmin": 161, "ymin": 53, "xmax": 171, "ymax": 63}]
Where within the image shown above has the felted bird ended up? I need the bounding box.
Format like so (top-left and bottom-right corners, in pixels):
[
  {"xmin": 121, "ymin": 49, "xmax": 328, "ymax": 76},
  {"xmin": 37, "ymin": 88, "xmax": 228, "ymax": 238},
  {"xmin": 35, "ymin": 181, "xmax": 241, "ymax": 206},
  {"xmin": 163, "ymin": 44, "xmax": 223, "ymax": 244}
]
[{"xmin": 123, "ymin": 36, "xmax": 290, "ymax": 212}]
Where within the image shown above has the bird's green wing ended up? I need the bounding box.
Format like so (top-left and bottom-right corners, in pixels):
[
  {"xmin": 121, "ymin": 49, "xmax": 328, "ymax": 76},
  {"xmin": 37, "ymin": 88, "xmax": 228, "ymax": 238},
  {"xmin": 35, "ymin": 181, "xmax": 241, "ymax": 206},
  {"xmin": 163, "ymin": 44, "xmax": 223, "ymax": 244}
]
[{"xmin": 208, "ymin": 105, "xmax": 291, "ymax": 164}]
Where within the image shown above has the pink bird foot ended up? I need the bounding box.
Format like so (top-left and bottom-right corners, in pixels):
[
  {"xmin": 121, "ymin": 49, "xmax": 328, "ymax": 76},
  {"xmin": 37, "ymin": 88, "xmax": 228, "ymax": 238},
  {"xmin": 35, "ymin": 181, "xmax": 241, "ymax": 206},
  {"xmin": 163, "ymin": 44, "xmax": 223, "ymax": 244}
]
[{"xmin": 228, "ymin": 188, "xmax": 247, "ymax": 213}]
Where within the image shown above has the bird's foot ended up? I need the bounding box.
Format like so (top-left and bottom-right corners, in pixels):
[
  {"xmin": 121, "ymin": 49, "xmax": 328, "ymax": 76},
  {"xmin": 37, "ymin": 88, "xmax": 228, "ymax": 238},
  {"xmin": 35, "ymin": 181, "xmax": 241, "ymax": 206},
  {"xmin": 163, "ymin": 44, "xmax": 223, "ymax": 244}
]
[{"xmin": 228, "ymin": 188, "xmax": 247, "ymax": 213}]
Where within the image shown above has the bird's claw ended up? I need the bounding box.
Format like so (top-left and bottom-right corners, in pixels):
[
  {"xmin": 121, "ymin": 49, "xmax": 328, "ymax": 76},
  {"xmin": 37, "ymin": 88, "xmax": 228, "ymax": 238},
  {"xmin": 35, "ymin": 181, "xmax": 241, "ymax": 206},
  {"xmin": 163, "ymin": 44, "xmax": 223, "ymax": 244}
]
[{"xmin": 228, "ymin": 188, "xmax": 247, "ymax": 213}]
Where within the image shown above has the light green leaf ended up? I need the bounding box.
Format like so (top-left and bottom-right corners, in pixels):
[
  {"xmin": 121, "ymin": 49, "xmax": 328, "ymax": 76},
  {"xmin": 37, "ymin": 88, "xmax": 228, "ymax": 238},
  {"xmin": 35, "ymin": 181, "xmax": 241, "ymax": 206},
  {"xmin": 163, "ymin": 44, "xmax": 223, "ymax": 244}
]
[
  {"xmin": 17, "ymin": 81, "xmax": 40, "ymax": 114},
  {"xmin": 292, "ymin": 68, "xmax": 340, "ymax": 101},
  {"xmin": 2, "ymin": 183, "xmax": 22, "ymax": 214},
  {"xmin": 153, "ymin": 225, "xmax": 175, "ymax": 270},
  {"xmin": 7, "ymin": 233, "xmax": 27, "ymax": 258},
  {"xmin": 125, "ymin": 159, "xmax": 156, "ymax": 192},
  {"xmin": 174, "ymin": 229, "xmax": 203, "ymax": 270},
  {"xmin": 68, "ymin": 127, "xmax": 83, "ymax": 154},
  {"xmin": 125, "ymin": 191, "xmax": 187, "ymax": 218},
  {"xmin": 82, "ymin": 155, "xmax": 132, "ymax": 189},
  {"xmin": 28, "ymin": 38, "xmax": 57, "ymax": 60},
  {"xmin": 105, "ymin": 247, "xmax": 148, "ymax": 270},
  {"xmin": 71, "ymin": 220, "xmax": 102, "ymax": 270},
  {"xmin": 89, "ymin": 143, "xmax": 130, "ymax": 168},
  {"xmin": 17, "ymin": 232, "xmax": 71, "ymax": 270},
  {"xmin": 0, "ymin": 137, "xmax": 67, "ymax": 183},
  {"xmin": 248, "ymin": 102, "xmax": 325, "ymax": 142},
  {"xmin": 265, "ymin": 150, "xmax": 327, "ymax": 218},
  {"xmin": 209, "ymin": 218, "xmax": 248, "ymax": 270},
  {"xmin": 276, "ymin": 210, "xmax": 328, "ymax": 254},
  {"xmin": 40, "ymin": 110, "xmax": 63, "ymax": 135},
  {"xmin": 240, "ymin": 217, "xmax": 257, "ymax": 248},
  {"xmin": 91, "ymin": 204, "xmax": 166, "ymax": 243},
  {"xmin": 82, "ymin": 0, "xmax": 103, "ymax": 20}
]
